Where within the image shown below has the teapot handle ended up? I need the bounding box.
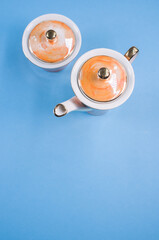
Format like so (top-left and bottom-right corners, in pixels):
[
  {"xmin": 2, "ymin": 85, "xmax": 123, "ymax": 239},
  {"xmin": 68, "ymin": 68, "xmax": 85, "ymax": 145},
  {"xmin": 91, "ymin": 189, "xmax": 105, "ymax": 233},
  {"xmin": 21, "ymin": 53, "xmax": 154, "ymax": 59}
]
[
  {"xmin": 124, "ymin": 46, "xmax": 139, "ymax": 63},
  {"xmin": 54, "ymin": 96, "xmax": 90, "ymax": 117}
]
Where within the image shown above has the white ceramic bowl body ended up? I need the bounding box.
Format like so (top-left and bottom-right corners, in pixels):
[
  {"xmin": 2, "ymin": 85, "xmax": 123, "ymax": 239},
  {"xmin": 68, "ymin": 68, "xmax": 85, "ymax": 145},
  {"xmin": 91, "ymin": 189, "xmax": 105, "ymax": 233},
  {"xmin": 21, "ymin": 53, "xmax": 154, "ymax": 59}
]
[
  {"xmin": 22, "ymin": 14, "xmax": 82, "ymax": 71},
  {"xmin": 71, "ymin": 48, "xmax": 135, "ymax": 110}
]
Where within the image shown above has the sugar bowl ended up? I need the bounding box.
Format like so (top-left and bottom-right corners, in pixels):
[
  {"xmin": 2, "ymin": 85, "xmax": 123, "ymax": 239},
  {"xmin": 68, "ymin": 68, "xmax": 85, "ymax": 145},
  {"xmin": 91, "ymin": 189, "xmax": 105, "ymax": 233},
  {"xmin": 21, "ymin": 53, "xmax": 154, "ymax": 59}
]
[{"xmin": 22, "ymin": 14, "xmax": 81, "ymax": 71}]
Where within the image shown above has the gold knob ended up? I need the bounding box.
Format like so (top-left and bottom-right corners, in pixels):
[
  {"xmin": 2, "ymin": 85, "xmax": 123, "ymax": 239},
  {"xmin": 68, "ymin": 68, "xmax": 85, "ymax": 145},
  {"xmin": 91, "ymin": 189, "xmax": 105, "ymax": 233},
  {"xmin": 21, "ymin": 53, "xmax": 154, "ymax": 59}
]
[
  {"xmin": 45, "ymin": 30, "xmax": 57, "ymax": 40},
  {"xmin": 98, "ymin": 67, "xmax": 110, "ymax": 79}
]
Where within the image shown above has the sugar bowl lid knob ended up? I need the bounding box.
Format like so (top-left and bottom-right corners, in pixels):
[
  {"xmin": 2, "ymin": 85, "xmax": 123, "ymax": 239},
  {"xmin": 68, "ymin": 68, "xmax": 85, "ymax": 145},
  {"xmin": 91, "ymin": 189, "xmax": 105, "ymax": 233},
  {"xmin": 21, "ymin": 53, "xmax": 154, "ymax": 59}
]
[{"xmin": 45, "ymin": 29, "xmax": 57, "ymax": 40}]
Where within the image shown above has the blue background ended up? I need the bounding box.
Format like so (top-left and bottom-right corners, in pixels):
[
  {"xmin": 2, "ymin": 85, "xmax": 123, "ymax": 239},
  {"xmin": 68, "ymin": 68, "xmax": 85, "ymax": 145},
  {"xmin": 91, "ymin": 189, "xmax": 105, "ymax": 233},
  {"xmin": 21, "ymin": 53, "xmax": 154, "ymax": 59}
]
[{"xmin": 0, "ymin": 0, "xmax": 159, "ymax": 239}]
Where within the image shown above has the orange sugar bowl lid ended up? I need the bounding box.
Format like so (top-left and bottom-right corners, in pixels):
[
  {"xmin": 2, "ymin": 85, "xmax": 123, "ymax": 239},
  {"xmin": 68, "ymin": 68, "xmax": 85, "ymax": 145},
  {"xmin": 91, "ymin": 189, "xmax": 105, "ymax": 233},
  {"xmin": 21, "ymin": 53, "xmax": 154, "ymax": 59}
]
[
  {"xmin": 28, "ymin": 20, "xmax": 76, "ymax": 63},
  {"xmin": 78, "ymin": 55, "xmax": 127, "ymax": 102}
]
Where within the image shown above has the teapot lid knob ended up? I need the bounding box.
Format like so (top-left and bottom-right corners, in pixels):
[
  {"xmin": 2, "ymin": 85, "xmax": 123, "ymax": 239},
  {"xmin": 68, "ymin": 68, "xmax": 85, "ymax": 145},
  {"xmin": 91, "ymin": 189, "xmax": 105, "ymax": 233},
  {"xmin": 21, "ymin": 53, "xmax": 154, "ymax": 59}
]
[{"xmin": 98, "ymin": 67, "xmax": 110, "ymax": 79}]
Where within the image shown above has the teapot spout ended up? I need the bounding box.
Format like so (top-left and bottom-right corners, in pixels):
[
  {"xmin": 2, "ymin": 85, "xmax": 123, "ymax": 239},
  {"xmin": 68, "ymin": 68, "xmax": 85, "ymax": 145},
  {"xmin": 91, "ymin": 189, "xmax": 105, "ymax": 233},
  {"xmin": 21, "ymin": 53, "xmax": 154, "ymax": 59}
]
[
  {"xmin": 54, "ymin": 96, "xmax": 90, "ymax": 117},
  {"xmin": 124, "ymin": 46, "xmax": 139, "ymax": 63}
]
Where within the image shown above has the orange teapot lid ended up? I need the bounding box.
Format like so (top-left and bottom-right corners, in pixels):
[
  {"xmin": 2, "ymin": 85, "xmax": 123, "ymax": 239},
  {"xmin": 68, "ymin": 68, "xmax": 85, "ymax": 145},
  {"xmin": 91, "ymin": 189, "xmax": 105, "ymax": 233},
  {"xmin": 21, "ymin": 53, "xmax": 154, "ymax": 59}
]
[
  {"xmin": 78, "ymin": 55, "xmax": 127, "ymax": 102},
  {"xmin": 29, "ymin": 20, "xmax": 75, "ymax": 63}
]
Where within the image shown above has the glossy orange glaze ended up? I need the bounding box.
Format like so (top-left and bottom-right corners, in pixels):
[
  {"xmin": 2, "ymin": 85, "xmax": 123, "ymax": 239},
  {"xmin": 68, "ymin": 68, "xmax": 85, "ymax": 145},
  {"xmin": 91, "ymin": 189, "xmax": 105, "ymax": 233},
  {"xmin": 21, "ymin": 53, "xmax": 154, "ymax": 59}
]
[
  {"xmin": 29, "ymin": 20, "xmax": 75, "ymax": 63},
  {"xmin": 78, "ymin": 56, "xmax": 127, "ymax": 102}
]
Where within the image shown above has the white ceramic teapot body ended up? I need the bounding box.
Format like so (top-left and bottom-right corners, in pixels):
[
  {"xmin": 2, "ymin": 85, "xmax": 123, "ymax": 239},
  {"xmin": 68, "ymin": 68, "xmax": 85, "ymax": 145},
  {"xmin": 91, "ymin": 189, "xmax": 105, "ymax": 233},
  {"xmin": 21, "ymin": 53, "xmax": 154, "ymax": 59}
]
[{"xmin": 54, "ymin": 47, "xmax": 139, "ymax": 117}]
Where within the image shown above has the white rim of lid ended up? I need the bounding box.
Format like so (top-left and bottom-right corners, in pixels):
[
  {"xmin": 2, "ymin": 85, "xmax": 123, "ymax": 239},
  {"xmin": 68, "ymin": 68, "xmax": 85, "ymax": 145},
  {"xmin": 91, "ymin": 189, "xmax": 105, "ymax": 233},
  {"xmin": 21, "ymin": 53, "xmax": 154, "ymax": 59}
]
[
  {"xmin": 71, "ymin": 48, "xmax": 135, "ymax": 110},
  {"xmin": 22, "ymin": 14, "xmax": 82, "ymax": 69}
]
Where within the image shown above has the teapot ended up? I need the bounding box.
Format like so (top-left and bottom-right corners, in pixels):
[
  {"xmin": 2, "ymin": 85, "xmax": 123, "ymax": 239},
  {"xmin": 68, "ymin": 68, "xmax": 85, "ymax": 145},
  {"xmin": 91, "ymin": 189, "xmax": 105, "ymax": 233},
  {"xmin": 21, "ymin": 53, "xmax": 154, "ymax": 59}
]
[{"xmin": 54, "ymin": 46, "xmax": 139, "ymax": 116}]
